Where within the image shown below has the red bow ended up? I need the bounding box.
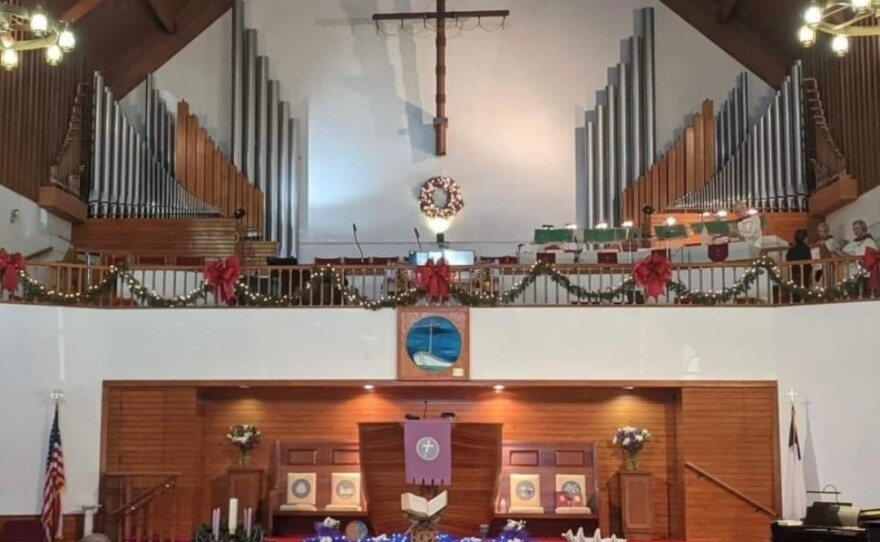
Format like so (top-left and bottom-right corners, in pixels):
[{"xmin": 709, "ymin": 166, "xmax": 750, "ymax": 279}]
[
  {"xmin": 0, "ymin": 249, "xmax": 26, "ymax": 293},
  {"xmin": 633, "ymin": 252, "xmax": 671, "ymax": 299},
  {"xmin": 204, "ymin": 256, "xmax": 241, "ymax": 305},
  {"xmin": 417, "ymin": 258, "xmax": 451, "ymax": 302},
  {"xmin": 863, "ymin": 248, "xmax": 880, "ymax": 293}
]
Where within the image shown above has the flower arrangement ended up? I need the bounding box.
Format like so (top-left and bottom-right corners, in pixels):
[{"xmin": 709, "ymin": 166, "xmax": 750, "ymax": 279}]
[
  {"xmin": 612, "ymin": 426, "xmax": 651, "ymax": 471},
  {"xmin": 227, "ymin": 424, "xmax": 261, "ymax": 467}
]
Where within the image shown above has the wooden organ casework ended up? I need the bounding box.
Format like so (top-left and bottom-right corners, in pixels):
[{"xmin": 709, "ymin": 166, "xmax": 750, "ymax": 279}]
[
  {"xmin": 64, "ymin": 0, "xmax": 298, "ymax": 266},
  {"xmin": 583, "ymin": 8, "xmax": 811, "ymax": 241}
]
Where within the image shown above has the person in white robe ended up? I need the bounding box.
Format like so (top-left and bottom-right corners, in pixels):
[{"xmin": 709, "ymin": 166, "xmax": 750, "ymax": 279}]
[
  {"xmin": 812, "ymin": 222, "xmax": 842, "ymax": 285},
  {"xmin": 842, "ymin": 220, "xmax": 877, "ymax": 257},
  {"xmin": 733, "ymin": 201, "xmax": 762, "ymax": 249}
]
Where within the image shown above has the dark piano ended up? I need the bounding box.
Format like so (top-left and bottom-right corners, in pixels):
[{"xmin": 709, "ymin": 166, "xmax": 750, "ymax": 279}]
[{"xmin": 772, "ymin": 502, "xmax": 880, "ymax": 542}]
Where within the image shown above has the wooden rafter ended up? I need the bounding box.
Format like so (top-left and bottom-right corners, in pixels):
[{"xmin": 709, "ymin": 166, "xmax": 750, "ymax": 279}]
[
  {"xmin": 140, "ymin": 0, "xmax": 178, "ymax": 34},
  {"xmin": 715, "ymin": 0, "xmax": 740, "ymax": 22},
  {"xmin": 59, "ymin": 0, "xmax": 107, "ymax": 22}
]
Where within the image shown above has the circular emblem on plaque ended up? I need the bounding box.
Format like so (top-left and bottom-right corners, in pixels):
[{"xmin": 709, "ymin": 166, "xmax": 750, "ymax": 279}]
[
  {"xmin": 515, "ymin": 480, "xmax": 536, "ymax": 500},
  {"xmin": 335, "ymin": 479, "xmax": 356, "ymax": 500},
  {"xmin": 291, "ymin": 478, "xmax": 312, "ymax": 499},
  {"xmin": 561, "ymin": 480, "xmax": 582, "ymax": 497},
  {"xmin": 416, "ymin": 436, "xmax": 441, "ymax": 461},
  {"xmin": 406, "ymin": 316, "xmax": 462, "ymax": 373}
]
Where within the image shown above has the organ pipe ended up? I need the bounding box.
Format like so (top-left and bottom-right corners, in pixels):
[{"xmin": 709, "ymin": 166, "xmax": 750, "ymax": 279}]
[{"xmin": 669, "ymin": 61, "xmax": 809, "ymax": 212}]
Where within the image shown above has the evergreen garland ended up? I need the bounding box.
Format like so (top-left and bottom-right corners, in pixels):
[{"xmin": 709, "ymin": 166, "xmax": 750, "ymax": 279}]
[{"xmin": 4, "ymin": 258, "xmax": 871, "ymax": 309}]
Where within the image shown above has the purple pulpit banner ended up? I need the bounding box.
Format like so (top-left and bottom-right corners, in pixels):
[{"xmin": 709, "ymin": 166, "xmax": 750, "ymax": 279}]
[{"xmin": 404, "ymin": 420, "xmax": 452, "ymax": 486}]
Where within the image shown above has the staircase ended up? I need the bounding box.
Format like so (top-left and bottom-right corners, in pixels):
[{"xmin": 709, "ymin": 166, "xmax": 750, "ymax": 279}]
[{"xmin": 99, "ymin": 472, "xmax": 180, "ymax": 542}]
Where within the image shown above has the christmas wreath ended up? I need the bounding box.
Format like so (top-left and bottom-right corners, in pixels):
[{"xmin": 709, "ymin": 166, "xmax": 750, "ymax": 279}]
[{"xmin": 419, "ymin": 176, "xmax": 464, "ymax": 220}]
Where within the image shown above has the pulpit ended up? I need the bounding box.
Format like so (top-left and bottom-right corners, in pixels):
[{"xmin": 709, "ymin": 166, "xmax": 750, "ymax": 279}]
[{"xmin": 618, "ymin": 471, "xmax": 652, "ymax": 540}]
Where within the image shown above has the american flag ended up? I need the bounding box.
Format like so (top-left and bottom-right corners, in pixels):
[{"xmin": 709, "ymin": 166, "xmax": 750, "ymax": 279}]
[{"xmin": 41, "ymin": 404, "xmax": 65, "ymax": 541}]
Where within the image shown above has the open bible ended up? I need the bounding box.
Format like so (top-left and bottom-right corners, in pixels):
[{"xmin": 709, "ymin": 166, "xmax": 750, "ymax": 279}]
[{"xmin": 401, "ymin": 491, "xmax": 448, "ymax": 519}]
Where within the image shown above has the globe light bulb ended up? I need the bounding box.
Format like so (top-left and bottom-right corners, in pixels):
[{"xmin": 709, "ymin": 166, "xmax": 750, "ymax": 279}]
[
  {"xmin": 831, "ymin": 34, "xmax": 850, "ymax": 56},
  {"xmin": 1, "ymin": 48, "xmax": 18, "ymax": 71},
  {"xmin": 798, "ymin": 25, "xmax": 816, "ymax": 47},
  {"xmin": 30, "ymin": 8, "xmax": 49, "ymax": 36},
  {"xmin": 803, "ymin": 4, "xmax": 823, "ymax": 27},
  {"xmin": 664, "ymin": 217, "xmax": 677, "ymax": 226},
  {"xmin": 595, "ymin": 222, "xmax": 609, "ymax": 230},
  {"xmin": 45, "ymin": 44, "xmax": 62, "ymax": 66},
  {"xmin": 58, "ymin": 29, "xmax": 75, "ymax": 52}
]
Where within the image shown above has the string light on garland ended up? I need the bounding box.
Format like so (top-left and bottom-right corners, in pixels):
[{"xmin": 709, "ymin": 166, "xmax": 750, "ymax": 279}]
[
  {"xmin": 419, "ymin": 176, "xmax": 464, "ymax": 220},
  {"xmin": 1, "ymin": 256, "xmax": 873, "ymax": 309}
]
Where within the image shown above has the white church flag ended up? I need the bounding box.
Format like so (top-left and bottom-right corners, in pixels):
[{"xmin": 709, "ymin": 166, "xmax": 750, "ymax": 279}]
[{"xmin": 784, "ymin": 402, "xmax": 807, "ymax": 520}]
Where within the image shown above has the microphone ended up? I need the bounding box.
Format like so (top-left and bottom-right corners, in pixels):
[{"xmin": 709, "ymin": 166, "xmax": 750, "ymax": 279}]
[
  {"xmin": 414, "ymin": 227, "xmax": 423, "ymax": 252},
  {"xmin": 352, "ymin": 223, "xmax": 364, "ymax": 260}
]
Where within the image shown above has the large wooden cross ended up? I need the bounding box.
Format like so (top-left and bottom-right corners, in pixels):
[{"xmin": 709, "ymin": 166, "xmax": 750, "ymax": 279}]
[{"xmin": 373, "ymin": 0, "xmax": 509, "ymax": 156}]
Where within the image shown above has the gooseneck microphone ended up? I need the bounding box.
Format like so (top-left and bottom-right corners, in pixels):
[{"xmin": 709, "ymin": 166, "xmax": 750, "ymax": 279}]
[
  {"xmin": 414, "ymin": 227, "xmax": 423, "ymax": 252},
  {"xmin": 352, "ymin": 223, "xmax": 364, "ymax": 260}
]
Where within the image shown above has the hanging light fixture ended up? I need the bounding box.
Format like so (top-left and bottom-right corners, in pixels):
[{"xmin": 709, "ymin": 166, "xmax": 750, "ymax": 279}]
[
  {"xmin": 0, "ymin": 3, "xmax": 75, "ymax": 69},
  {"xmin": 797, "ymin": 0, "xmax": 880, "ymax": 56}
]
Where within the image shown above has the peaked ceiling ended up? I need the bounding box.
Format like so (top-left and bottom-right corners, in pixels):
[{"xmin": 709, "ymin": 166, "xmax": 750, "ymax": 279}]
[
  {"xmin": 37, "ymin": 0, "xmax": 233, "ymax": 96},
  {"xmin": 659, "ymin": 0, "xmax": 804, "ymax": 87}
]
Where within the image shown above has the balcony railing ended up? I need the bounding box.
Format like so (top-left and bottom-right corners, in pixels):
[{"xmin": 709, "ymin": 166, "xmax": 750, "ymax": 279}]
[{"xmin": 1, "ymin": 256, "xmax": 875, "ymax": 308}]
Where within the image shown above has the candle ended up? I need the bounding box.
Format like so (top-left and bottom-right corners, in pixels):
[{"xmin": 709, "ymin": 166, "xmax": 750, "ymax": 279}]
[
  {"xmin": 228, "ymin": 498, "xmax": 239, "ymax": 533},
  {"xmin": 212, "ymin": 508, "xmax": 219, "ymax": 540},
  {"xmin": 245, "ymin": 508, "xmax": 252, "ymax": 537}
]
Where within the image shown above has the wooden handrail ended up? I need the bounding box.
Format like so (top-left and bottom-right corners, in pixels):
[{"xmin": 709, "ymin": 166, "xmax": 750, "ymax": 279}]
[
  {"xmin": 685, "ymin": 461, "xmax": 776, "ymax": 517},
  {"xmin": 107, "ymin": 474, "xmax": 177, "ymax": 518}
]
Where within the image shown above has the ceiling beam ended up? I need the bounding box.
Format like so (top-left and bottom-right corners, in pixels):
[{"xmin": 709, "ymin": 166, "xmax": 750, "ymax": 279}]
[
  {"xmin": 715, "ymin": 0, "xmax": 740, "ymax": 22},
  {"xmin": 140, "ymin": 0, "xmax": 178, "ymax": 34},
  {"xmin": 660, "ymin": 0, "xmax": 792, "ymax": 87},
  {"xmin": 59, "ymin": 0, "xmax": 107, "ymax": 22}
]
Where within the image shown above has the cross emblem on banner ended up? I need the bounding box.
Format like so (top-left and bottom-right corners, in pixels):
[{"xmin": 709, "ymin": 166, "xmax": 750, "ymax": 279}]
[{"xmin": 416, "ymin": 436, "xmax": 440, "ymax": 461}]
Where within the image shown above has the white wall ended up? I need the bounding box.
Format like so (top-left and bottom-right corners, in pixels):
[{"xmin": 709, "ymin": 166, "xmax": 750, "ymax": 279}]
[
  {"xmin": 0, "ymin": 183, "xmax": 71, "ymax": 259},
  {"xmin": 826, "ymin": 184, "xmax": 880, "ymax": 242},
  {"xmin": 2, "ymin": 302, "xmax": 879, "ymax": 515},
  {"xmin": 132, "ymin": 0, "xmax": 772, "ymax": 261},
  {"xmin": 775, "ymin": 303, "xmax": 880, "ymax": 510}
]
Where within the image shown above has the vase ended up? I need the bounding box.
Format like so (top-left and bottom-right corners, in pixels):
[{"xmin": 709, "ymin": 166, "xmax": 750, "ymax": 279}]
[
  {"xmin": 238, "ymin": 448, "xmax": 251, "ymax": 467},
  {"xmin": 625, "ymin": 453, "xmax": 639, "ymax": 472}
]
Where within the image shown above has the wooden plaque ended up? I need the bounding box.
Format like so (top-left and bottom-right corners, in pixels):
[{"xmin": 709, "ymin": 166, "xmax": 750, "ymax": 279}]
[{"xmin": 397, "ymin": 307, "xmax": 469, "ymax": 381}]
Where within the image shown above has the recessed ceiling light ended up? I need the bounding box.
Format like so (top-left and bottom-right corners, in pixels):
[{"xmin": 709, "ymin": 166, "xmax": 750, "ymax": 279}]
[
  {"xmin": 238, "ymin": 385, "xmax": 251, "ymax": 389},
  {"xmin": 622, "ymin": 386, "xmax": 635, "ymax": 391},
  {"xmin": 363, "ymin": 384, "xmax": 375, "ymax": 391},
  {"xmin": 493, "ymin": 384, "xmax": 505, "ymax": 392}
]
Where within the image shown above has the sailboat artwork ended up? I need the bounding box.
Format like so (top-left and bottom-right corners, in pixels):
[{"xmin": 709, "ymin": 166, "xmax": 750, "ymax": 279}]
[{"xmin": 405, "ymin": 316, "xmax": 462, "ymax": 372}]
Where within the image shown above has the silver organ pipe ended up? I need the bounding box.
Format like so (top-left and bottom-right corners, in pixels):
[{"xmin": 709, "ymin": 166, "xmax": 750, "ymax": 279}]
[
  {"xmin": 669, "ymin": 61, "xmax": 809, "ymax": 213},
  {"xmin": 582, "ymin": 8, "xmax": 655, "ymax": 226},
  {"xmin": 86, "ymin": 0, "xmax": 301, "ymax": 257},
  {"xmin": 87, "ymin": 71, "xmax": 219, "ymax": 219},
  {"xmin": 231, "ymin": 0, "xmax": 300, "ymax": 256}
]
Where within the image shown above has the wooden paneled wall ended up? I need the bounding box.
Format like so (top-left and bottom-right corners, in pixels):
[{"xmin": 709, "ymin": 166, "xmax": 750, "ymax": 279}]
[
  {"xmin": 623, "ymin": 101, "xmax": 716, "ymax": 223},
  {"xmin": 804, "ymin": 33, "xmax": 880, "ymax": 195},
  {"xmin": 176, "ymin": 101, "xmax": 264, "ymax": 234},
  {"xmin": 71, "ymin": 218, "xmax": 237, "ymax": 259},
  {"xmin": 102, "ymin": 387, "xmax": 202, "ymax": 538},
  {"xmin": 101, "ymin": 383, "xmax": 779, "ymax": 541},
  {"xmin": 679, "ymin": 386, "xmax": 780, "ymax": 542},
  {"xmin": 0, "ymin": 18, "xmax": 85, "ymax": 201}
]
